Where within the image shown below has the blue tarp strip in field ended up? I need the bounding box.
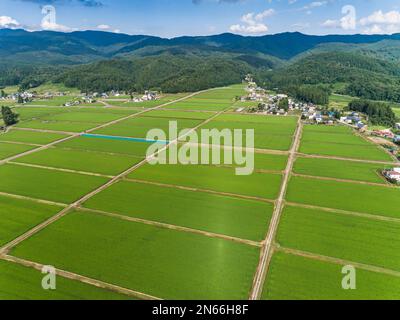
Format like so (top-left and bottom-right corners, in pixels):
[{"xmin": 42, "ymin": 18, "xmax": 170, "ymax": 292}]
[{"xmin": 81, "ymin": 133, "xmax": 169, "ymax": 145}]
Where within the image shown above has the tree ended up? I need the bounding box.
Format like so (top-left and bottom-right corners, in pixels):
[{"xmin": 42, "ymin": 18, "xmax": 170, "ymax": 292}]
[
  {"xmin": 17, "ymin": 95, "xmax": 24, "ymax": 104},
  {"xmin": 278, "ymin": 98, "xmax": 289, "ymax": 111},
  {"xmin": 1, "ymin": 106, "xmax": 19, "ymax": 126},
  {"xmin": 0, "ymin": 90, "xmax": 5, "ymax": 98}
]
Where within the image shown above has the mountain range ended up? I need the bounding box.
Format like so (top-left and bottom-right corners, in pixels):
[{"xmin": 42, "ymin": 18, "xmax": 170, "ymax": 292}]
[
  {"xmin": 1, "ymin": 28, "xmax": 400, "ymax": 101},
  {"xmin": 1, "ymin": 28, "xmax": 400, "ymax": 65}
]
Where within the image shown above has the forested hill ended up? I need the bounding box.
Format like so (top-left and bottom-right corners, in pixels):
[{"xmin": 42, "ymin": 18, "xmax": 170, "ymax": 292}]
[
  {"xmin": 261, "ymin": 52, "xmax": 400, "ymax": 102},
  {"xmin": 55, "ymin": 55, "xmax": 252, "ymax": 93}
]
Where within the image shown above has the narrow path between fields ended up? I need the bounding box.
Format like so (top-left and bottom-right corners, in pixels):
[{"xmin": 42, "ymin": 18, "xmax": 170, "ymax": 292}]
[
  {"xmin": 277, "ymin": 246, "xmax": 400, "ymax": 278},
  {"xmin": 80, "ymin": 207, "xmax": 261, "ymax": 247},
  {"xmin": 285, "ymin": 201, "xmax": 400, "ymax": 224},
  {"xmin": 296, "ymin": 152, "xmax": 400, "ymax": 166},
  {"xmin": 291, "ymin": 173, "xmax": 396, "ymax": 188},
  {"xmin": 249, "ymin": 119, "xmax": 303, "ymax": 300},
  {"xmin": 9, "ymin": 161, "xmax": 114, "ymax": 179},
  {"xmin": 124, "ymin": 177, "xmax": 276, "ymax": 204}
]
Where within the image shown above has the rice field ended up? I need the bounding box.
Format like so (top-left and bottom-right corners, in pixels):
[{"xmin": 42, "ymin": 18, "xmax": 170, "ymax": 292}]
[
  {"xmin": 286, "ymin": 176, "xmax": 400, "ymax": 218},
  {"xmin": 0, "ymin": 129, "xmax": 67, "ymax": 145},
  {"xmin": 93, "ymin": 116, "xmax": 202, "ymax": 139},
  {"xmin": 277, "ymin": 205, "xmax": 400, "ymax": 271},
  {"xmin": 83, "ymin": 180, "xmax": 273, "ymax": 241},
  {"xmin": 165, "ymin": 86, "xmax": 246, "ymax": 111},
  {"xmin": 199, "ymin": 114, "xmax": 297, "ymax": 151},
  {"xmin": 0, "ymin": 85, "xmax": 399, "ymax": 300},
  {"xmin": 300, "ymin": 125, "xmax": 393, "ymax": 161},
  {"xmin": 0, "ymin": 259, "xmax": 130, "ymax": 300},
  {"xmin": 0, "ymin": 142, "xmax": 37, "ymax": 160},
  {"xmin": 11, "ymin": 210, "xmax": 260, "ymax": 300},
  {"xmin": 293, "ymin": 157, "xmax": 386, "ymax": 183},
  {"xmin": 0, "ymin": 164, "xmax": 109, "ymax": 203},
  {"xmin": 262, "ymin": 252, "xmax": 400, "ymax": 300},
  {"xmin": 0, "ymin": 196, "xmax": 62, "ymax": 246},
  {"xmin": 14, "ymin": 147, "xmax": 142, "ymax": 176},
  {"xmin": 128, "ymin": 163, "xmax": 282, "ymax": 199}
]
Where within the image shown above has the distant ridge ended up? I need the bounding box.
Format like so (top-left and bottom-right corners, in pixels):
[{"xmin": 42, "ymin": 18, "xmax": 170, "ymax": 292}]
[{"xmin": 1, "ymin": 28, "xmax": 400, "ymax": 64}]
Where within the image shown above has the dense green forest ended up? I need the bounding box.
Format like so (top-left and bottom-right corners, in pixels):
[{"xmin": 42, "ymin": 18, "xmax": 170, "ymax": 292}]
[
  {"xmin": 288, "ymin": 85, "xmax": 330, "ymax": 105},
  {"xmin": 55, "ymin": 55, "xmax": 252, "ymax": 93},
  {"xmin": 348, "ymin": 99, "xmax": 396, "ymax": 127},
  {"xmin": 260, "ymin": 52, "xmax": 400, "ymax": 103}
]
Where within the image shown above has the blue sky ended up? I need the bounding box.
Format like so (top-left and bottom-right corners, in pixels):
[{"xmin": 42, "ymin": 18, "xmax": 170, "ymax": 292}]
[{"xmin": 0, "ymin": 0, "xmax": 399, "ymax": 37}]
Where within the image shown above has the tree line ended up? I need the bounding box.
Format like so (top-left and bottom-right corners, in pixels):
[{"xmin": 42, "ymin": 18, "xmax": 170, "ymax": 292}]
[{"xmin": 347, "ymin": 99, "xmax": 396, "ymax": 127}]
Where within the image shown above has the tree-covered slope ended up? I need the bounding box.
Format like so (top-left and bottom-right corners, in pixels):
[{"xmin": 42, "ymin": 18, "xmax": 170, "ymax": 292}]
[
  {"xmin": 1, "ymin": 29, "xmax": 400, "ymax": 66},
  {"xmin": 55, "ymin": 54, "xmax": 252, "ymax": 93},
  {"xmin": 261, "ymin": 52, "xmax": 400, "ymax": 102}
]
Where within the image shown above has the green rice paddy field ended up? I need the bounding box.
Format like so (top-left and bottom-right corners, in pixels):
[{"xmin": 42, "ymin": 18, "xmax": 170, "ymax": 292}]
[
  {"xmin": 0, "ymin": 86, "xmax": 399, "ymax": 300},
  {"xmin": 300, "ymin": 125, "xmax": 393, "ymax": 161},
  {"xmin": 0, "ymin": 130, "xmax": 67, "ymax": 145},
  {"xmin": 0, "ymin": 259, "xmax": 130, "ymax": 300},
  {"xmin": 263, "ymin": 252, "xmax": 400, "ymax": 300},
  {"xmin": 11, "ymin": 210, "xmax": 260, "ymax": 300},
  {"xmin": 0, "ymin": 142, "xmax": 36, "ymax": 160},
  {"xmin": 277, "ymin": 206, "xmax": 400, "ymax": 271},
  {"xmin": 293, "ymin": 157, "xmax": 386, "ymax": 184}
]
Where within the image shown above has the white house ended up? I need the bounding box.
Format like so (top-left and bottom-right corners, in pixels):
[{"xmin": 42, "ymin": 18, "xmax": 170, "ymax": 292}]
[
  {"xmin": 385, "ymin": 171, "xmax": 400, "ymax": 182},
  {"xmin": 384, "ymin": 168, "xmax": 400, "ymax": 183}
]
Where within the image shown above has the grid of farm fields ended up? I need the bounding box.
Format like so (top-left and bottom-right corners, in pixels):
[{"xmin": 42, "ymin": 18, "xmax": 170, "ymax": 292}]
[{"xmin": 0, "ymin": 84, "xmax": 400, "ymax": 300}]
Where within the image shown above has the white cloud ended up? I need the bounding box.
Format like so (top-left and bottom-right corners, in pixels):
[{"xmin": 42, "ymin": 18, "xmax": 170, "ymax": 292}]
[
  {"xmin": 322, "ymin": 19, "xmax": 340, "ymax": 28},
  {"xmin": 322, "ymin": 5, "xmax": 356, "ymax": 31},
  {"xmin": 308, "ymin": 1, "xmax": 327, "ymax": 9},
  {"xmin": 360, "ymin": 10, "xmax": 400, "ymax": 26},
  {"xmin": 230, "ymin": 9, "xmax": 275, "ymax": 34},
  {"xmin": 255, "ymin": 9, "xmax": 275, "ymax": 21},
  {"xmin": 303, "ymin": 1, "xmax": 327, "ymax": 10},
  {"xmin": 360, "ymin": 10, "xmax": 400, "ymax": 34},
  {"xmin": 97, "ymin": 24, "xmax": 111, "ymax": 30},
  {"xmin": 41, "ymin": 20, "xmax": 75, "ymax": 32},
  {"xmin": 0, "ymin": 16, "xmax": 20, "ymax": 29}
]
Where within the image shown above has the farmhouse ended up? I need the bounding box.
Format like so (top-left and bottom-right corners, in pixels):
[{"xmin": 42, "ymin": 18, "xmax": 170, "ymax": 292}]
[
  {"xmin": 383, "ymin": 168, "xmax": 400, "ymax": 183},
  {"xmin": 373, "ymin": 129, "xmax": 395, "ymax": 139}
]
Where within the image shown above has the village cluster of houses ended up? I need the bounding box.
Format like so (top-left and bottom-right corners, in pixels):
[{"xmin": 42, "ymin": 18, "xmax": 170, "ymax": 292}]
[
  {"xmin": 243, "ymin": 82, "xmax": 316, "ymax": 116},
  {"xmin": 1, "ymin": 91, "xmax": 35, "ymax": 102},
  {"xmin": 1, "ymin": 89, "xmax": 159, "ymax": 106},
  {"xmin": 339, "ymin": 112, "xmax": 367, "ymax": 130},
  {"xmin": 130, "ymin": 91, "xmax": 158, "ymax": 103},
  {"xmin": 302, "ymin": 106, "xmax": 337, "ymax": 125}
]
